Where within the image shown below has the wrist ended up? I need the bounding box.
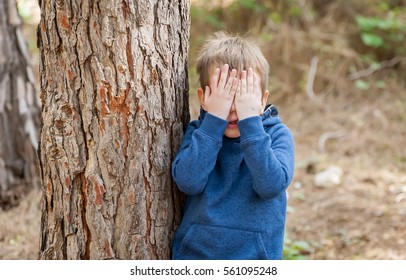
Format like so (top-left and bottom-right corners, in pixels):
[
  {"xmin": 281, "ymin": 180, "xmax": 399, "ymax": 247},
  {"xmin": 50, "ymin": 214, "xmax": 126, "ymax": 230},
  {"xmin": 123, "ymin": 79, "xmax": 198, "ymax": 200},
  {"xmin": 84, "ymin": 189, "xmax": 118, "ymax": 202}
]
[
  {"xmin": 199, "ymin": 113, "xmax": 228, "ymax": 139},
  {"xmin": 238, "ymin": 116, "xmax": 265, "ymax": 141}
]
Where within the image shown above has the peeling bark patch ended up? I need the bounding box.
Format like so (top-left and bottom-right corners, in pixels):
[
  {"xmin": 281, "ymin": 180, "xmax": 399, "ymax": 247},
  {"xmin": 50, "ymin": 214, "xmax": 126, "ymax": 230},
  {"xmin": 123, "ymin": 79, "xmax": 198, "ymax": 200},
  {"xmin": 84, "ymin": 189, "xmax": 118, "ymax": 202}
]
[
  {"xmin": 60, "ymin": 104, "xmax": 73, "ymax": 117},
  {"xmin": 89, "ymin": 175, "xmax": 105, "ymax": 206},
  {"xmin": 57, "ymin": 12, "xmax": 70, "ymax": 31},
  {"xmin": 104, "ymin": 239, "xmax": 113, "ymax": 258},
  {"xmin": 151, "ymin": 68, "xmax": 158, "ymax": 84},
  {"xmin": 94, "ymin": 182, "xmax": 105, "ymax": 206},
  {"xmin": 65, "ymin": 177, "xmax": 70, "ymax": 188},
  {"xmin": 128, "ymin": 192, "xmax": 135, "ymax": 205},
  {"xmin": 67, "ymin": 69, "xmax": 74, "ymax": 81}
]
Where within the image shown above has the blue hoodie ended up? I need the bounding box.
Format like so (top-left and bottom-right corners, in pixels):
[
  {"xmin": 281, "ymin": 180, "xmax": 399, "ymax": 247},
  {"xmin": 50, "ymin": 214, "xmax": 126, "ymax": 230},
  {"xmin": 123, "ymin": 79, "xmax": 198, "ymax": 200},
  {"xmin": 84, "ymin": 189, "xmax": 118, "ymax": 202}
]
[{"xmin": 171, "ymin": 105, "xmax": 295, "ymax": 260}]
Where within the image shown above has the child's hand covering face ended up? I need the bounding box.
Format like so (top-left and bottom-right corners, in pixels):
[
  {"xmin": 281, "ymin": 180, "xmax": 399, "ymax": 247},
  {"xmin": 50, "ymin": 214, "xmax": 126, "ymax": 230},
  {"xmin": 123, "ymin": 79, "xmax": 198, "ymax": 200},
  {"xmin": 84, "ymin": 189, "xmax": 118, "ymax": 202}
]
[
  {"xmin": 234, "ymin": 68, "xmax": 263, "ymax": 120},
  {"xmin": 202, "ymin": 64, "xmax": 238, "ymax": 120}
]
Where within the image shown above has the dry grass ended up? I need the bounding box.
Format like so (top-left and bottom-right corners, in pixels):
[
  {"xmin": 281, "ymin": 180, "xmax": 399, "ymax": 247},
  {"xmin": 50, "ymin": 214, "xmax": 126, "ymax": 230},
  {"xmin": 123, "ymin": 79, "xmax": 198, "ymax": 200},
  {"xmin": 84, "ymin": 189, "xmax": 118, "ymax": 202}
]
[{"xmin": 0, "ymin": 188, "xmax": 41, "ymax": 259}]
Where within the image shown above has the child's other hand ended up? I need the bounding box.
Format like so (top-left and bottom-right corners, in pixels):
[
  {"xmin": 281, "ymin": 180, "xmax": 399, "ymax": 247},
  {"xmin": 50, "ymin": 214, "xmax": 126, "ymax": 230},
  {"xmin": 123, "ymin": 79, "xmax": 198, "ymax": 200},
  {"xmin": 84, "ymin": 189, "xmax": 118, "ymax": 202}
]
[
  {"xmin": 203, "ymin": 64, "xmax": 238, "ymax": 120},
  {"xmin": 235, "ymin": 68, "xmax": 263, "ymax": 120}
]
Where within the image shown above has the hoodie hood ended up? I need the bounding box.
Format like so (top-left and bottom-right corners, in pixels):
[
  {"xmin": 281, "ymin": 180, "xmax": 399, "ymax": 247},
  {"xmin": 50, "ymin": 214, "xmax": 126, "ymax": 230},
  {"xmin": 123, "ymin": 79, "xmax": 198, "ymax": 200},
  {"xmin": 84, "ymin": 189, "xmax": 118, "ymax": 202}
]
[{"xmin": 261, "ymin": 104, "xmax": 281, "ymax": 127}]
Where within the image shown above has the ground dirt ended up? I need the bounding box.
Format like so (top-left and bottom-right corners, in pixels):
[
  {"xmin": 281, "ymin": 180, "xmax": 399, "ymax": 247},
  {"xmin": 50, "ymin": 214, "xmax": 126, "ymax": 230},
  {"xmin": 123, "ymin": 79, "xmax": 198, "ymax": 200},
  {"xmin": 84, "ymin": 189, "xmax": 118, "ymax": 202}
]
[
  {"xmin": 282, "ymin": 89, "xmax": 406, "ymax": 260},
  {"xmin": 1, "ymin": 87, "xmax": 405, "ymax": 260}
]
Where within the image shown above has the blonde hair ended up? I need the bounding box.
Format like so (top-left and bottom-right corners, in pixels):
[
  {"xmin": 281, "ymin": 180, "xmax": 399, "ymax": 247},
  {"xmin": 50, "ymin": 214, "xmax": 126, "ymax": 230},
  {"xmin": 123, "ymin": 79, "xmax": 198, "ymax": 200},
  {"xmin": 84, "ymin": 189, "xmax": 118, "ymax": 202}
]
[{"xmin": 196, "ymin": 31, "xmax": 269, "ymax": 93}]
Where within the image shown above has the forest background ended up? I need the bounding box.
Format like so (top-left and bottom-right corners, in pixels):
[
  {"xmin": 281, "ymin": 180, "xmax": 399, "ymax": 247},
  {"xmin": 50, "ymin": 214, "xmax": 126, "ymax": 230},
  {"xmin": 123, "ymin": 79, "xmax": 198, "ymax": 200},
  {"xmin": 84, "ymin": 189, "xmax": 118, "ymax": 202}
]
[{"xmin": 1, "ymin": 0, "xmax": 405, "ymax": 259}]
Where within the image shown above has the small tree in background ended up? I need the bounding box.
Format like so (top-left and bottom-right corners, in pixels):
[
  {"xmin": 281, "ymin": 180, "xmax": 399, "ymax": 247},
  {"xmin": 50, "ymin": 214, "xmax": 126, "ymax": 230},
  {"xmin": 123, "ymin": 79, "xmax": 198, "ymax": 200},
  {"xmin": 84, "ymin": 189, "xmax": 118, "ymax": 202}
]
[{"xmin": 0, "ymin": 0, "xmax": 40, "ymax": 209}]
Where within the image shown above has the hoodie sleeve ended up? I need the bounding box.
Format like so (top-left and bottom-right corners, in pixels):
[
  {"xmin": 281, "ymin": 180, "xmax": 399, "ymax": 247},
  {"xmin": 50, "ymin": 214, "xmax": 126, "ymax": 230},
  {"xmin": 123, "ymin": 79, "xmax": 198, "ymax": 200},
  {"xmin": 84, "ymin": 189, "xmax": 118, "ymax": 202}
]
[
  {"xmin": 172, "ymin": 113, "xmax": 227, "ymax": 195},
  {"xmin": 238, "ymin": 116, "xmax": 295, "ymax": 200}
]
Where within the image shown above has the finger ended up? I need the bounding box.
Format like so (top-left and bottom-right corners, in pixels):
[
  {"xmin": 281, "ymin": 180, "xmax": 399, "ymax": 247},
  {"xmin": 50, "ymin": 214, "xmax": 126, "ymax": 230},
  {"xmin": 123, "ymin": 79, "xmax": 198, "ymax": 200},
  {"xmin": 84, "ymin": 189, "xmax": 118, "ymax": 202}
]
[
  {"xmin": 210, "ymin": 68, "xmax": 221, "ymax": 89},
  {"xmin": 247, "ymin": 67, "xmax": 254, "ymax": 95},
  {"xmin": 229, "ymin": 77, "xmax": 239, "ymax": 96},
  {"xmin": 234, "ymin": 79, "xmax": 241, "ymax": 99},
  {"xmin": 224, "ymin": 68, "xmax": 237, "ymax": 94},
  {"xmin": 229, "ymin": 68, "xmax": 237, "ymax": 79},
  {"xmin": 241, "ymin": 70, "xmax": 247, "ymax": 96},
  {"xmin": 218, "ymin": 64, "xmax": 229, "ymax": 89},
  {"xmin": 253, "ymin": 73, "xmax": 262, "ymax": 98}
]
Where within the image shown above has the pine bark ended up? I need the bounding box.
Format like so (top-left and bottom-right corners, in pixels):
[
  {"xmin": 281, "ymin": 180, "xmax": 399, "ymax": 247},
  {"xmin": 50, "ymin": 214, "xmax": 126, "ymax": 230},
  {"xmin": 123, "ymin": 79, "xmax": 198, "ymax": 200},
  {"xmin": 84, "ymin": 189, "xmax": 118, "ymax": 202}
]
[
  {"xmin": 38, "ymin": 0, "xmax": 190, "ymax": 259},
  {"xmin": 0, "ymin": 0, "xmax": 40, "ymax": 209}
]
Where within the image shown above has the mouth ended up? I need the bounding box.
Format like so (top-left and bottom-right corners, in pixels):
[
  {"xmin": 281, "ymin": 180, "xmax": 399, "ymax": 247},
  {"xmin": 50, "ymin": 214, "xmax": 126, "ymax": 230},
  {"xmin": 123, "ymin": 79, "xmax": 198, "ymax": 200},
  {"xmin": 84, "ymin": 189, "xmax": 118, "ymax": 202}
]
[{"xmin": 227, "ymin": 120, "xmax": 238, "ymax": 127}]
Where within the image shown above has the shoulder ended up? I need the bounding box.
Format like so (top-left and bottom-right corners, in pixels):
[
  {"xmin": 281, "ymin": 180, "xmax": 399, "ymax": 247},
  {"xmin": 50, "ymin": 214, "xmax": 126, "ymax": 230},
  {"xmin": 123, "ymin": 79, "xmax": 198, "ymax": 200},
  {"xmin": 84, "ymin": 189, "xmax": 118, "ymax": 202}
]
[
  {"xmin": 263, "ymin": 117, "xmax": 294, "ymax": 151},
  {"xmin": 267, "ymin": 122, "xmax": 293, "ymax": 142}
]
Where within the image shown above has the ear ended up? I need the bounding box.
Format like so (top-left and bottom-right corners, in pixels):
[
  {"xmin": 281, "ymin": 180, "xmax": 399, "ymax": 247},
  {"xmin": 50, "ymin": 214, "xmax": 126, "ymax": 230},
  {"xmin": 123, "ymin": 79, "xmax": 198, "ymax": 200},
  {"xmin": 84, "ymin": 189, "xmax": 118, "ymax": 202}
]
[
  {"xmin": 261, "ymin": 90, "xmax": 269, "ymax": 110},
  {"xmin": 197, "ymin": 88, "xmax": 207, "ymax": 110}
]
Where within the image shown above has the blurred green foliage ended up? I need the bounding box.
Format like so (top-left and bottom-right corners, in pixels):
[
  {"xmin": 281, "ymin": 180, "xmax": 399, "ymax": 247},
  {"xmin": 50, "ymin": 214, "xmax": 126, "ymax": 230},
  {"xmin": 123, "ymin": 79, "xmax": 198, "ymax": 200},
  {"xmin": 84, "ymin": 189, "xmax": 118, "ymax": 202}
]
[
  {"xmin": 356, "ymin": 13, "xmax": 406, "ymax": 55},
  {"xmin": 17, "ymin": 0, "xmax": 40, "ymax": 24},
  {"xmin": 283, "ymin": 234, "xmax": 314, "ymax": 260},
  {"xmin": 190, "ymin": 0, "xmax": 406, "ymax": 57}
]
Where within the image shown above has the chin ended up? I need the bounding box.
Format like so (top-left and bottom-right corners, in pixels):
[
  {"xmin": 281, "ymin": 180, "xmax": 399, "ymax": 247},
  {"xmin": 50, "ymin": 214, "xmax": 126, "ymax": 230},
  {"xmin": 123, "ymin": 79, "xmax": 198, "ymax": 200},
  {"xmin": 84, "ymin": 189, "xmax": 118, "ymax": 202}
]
[{"xmin": 224, "ymin": 128, "xmax": 241, "ymax": 138}]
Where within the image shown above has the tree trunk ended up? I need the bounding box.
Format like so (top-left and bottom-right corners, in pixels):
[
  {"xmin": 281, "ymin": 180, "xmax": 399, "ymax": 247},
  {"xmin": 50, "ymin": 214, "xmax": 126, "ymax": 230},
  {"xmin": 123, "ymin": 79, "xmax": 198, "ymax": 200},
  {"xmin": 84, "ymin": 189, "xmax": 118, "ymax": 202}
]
[
  {"xmin": 0, "ymin": 0, "xmax": 40, "ymax": 209},
  {"xmin": 38, "ymin": 0, "xmax": 190, "ymax": 259}
]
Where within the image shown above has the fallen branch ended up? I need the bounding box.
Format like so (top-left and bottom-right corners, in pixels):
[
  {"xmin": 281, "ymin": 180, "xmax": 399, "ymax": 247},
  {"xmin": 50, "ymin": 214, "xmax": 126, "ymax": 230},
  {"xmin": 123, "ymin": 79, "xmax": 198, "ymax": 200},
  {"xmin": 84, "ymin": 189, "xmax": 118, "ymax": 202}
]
[
  {"xmin": 306, "ymin": 56, "xmax": 323, "ymax": 106},
  {"xmin": 348, "ymin": 56, "xmax": 404, "ymax": 81},
  {"xmin": 318, "ymin": 130, "xmax": 346, "ymax": 153}
]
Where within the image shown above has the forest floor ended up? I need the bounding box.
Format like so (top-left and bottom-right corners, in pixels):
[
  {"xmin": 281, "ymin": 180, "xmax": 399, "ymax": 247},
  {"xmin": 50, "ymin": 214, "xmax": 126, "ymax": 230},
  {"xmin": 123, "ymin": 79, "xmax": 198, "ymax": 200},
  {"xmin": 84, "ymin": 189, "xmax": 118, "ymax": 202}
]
[
  {"xmin": 281, "ymin": 90, "xmax": 406, "ymax": 259},
  {"xmin": 1, "ymin": 86, "xmax": 405, "ymax": 260}
]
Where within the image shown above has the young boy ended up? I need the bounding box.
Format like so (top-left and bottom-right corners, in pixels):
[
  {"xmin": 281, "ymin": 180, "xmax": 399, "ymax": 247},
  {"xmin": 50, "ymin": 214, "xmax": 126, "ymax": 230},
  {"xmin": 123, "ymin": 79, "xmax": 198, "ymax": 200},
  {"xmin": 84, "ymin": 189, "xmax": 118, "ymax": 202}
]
[{"xmin": 171, "ymin": 32, "xmax": 295, "ymax": 260}]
